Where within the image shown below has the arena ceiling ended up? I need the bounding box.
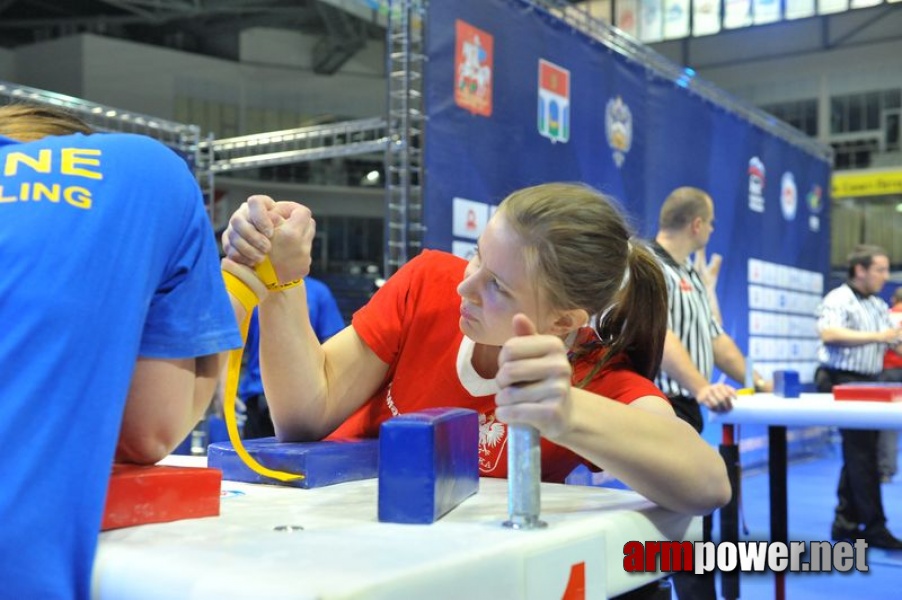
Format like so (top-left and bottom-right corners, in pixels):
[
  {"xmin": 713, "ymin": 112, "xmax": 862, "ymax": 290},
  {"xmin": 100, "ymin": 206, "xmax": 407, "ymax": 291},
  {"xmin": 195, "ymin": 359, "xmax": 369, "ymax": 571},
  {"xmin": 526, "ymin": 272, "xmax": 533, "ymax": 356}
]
[{"xmin": 0, "ymin": 0, "xmax": 387, "ymax": 73}]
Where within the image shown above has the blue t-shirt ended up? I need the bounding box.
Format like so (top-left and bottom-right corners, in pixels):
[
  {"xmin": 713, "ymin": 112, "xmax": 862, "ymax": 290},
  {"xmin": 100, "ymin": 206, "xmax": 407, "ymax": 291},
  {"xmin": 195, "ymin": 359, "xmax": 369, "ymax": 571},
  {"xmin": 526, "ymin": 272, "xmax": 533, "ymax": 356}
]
[
  {"xmin": 0, "ymin": 132, "xmax": 241, "ymax": 599},
  {"xmin": 238, "ymin": 276, "xmax": 345, "ymax": 399}
]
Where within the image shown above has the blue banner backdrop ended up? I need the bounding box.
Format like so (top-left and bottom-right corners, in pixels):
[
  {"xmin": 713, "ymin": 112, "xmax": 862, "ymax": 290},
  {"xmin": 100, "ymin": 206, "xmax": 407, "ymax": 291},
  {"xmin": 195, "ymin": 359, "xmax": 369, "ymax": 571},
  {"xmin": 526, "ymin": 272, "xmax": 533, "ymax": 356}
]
[{"xmin": 423, "ymin": 0, "xmax": 833, "ymax": 467}]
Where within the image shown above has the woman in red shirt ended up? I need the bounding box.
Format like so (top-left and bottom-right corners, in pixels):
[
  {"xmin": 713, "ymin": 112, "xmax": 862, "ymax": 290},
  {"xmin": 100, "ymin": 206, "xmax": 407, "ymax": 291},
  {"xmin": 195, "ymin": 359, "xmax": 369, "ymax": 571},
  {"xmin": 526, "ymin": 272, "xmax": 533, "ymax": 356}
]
[
  {"xmin": 879, "ymin": 287, "xmax": 902, "ymax": 482},
  {"xmin": 223, "ymin": 182, "xmax": 731, "ymax": 515}
]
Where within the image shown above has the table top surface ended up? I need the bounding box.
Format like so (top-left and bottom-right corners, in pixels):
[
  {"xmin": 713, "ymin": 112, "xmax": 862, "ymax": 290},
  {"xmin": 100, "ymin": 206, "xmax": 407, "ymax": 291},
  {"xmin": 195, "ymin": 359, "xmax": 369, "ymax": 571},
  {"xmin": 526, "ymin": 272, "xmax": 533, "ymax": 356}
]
[
  {"xmin": 92, "ymin": 460, "xmax": 698, "ymax": 600},
  {"xmin": 707, "ymin": 392, "xmax": 902, "ymax": 429}
]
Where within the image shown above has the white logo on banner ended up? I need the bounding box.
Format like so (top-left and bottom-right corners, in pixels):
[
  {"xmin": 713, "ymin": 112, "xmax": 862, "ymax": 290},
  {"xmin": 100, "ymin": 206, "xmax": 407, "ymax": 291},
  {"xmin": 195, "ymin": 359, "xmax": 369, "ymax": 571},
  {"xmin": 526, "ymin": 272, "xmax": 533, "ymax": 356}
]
[
  {"xmin": 452, "ymin": 197, "xmax": 489, "ymax": 240},
  {"xmin": 537, "ymin": 59, "xmax": 571, "ymax": 144},
  {"xmin": 780, "ymin": 172, "xmax": 797, "ymax": 221},
  {"xmin": 605, "ymin": 96, "xmax": 633, "ymax": 168},
  {"xmin": 807, "ymin": 184, "xmax": 823, "ymax": 232},
  {"xmin": 748, "ymin": 156, "xmax": 765, "ymax": 213}
]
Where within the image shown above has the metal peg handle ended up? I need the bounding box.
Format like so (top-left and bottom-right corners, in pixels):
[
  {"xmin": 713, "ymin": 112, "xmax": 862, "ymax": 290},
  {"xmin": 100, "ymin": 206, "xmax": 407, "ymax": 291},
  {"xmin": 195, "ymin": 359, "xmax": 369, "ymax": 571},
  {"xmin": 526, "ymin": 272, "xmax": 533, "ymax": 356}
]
[{"xmin": 503, "ymin": 424, "xmax": 547, "ymax": 529}]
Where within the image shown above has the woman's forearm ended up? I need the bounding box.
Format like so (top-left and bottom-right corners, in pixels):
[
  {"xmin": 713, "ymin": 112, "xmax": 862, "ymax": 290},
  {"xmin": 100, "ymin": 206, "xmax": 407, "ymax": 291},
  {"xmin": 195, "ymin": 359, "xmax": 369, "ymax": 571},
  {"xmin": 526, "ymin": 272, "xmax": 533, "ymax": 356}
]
[
  {"xmin": 258, "ymin": 287, "xmax": 391, "ymax": 441},
  {"xmin": 553, "ymin": 390, "xmax": 731, "ymax": 515},
  {"xmin": 258, "ymin": 285, "xmax": 334, "ymax": 440}
]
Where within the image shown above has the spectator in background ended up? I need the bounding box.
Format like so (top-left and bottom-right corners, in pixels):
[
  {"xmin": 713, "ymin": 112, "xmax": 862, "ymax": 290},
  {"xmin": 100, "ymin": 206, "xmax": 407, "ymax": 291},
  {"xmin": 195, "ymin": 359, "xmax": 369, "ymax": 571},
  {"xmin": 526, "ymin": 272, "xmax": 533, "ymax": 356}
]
[
  {"xmin": 0, "ymin": 104, "xmax": 241, "ymax": 599},
  {"xmin": 240, "ymin": 277, "xmax": 345, "ymax": 438},
  {"xmin": 878, "ymin": 286, "xmax": 902, "ymax": 483},
  {"xmin": 816, "ymin": 244, "xmax": 902, "ymax": 549}
]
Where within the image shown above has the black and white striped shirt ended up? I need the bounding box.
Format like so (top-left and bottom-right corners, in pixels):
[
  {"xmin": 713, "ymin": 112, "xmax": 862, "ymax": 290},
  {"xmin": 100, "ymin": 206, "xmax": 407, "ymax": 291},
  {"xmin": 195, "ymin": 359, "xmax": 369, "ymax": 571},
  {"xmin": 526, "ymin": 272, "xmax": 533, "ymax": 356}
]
[
  {"xmin": 816, "ymin": 283, "xmax": 892, "ymax": 375},
  {"xmin": 651, "ymin": 241, "xmax": 725, "ymax": 398}
]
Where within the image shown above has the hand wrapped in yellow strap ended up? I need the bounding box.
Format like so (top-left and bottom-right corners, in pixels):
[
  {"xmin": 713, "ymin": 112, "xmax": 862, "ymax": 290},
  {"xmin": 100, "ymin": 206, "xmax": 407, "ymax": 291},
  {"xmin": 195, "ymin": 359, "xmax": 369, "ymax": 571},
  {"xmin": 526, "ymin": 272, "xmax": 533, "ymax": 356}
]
[
  {"xmin": 220, "ymin": 257, "xmax": 305, "ymax": 482},
  {"xmin": 253, "ymin": 257, "xmax": 305, "ymax": 292}
]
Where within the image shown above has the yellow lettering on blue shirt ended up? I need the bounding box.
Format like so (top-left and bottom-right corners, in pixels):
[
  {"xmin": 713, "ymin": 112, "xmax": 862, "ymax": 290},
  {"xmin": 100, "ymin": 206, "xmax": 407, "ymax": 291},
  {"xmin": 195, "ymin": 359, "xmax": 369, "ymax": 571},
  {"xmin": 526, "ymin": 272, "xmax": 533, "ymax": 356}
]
[
  {"xmin": 64, "ymin": 186, "xmax": 92, "ymax": 209},
  {"xmin": 4, "ymin": 149, "xmax": 52, "ymax": 176},
  {"xmin": 33, "ymin": 183, "xmax": 60, "ymax": 202},
  {"xmin": 61, "ymin": 148, "xmax": 103, "ymax": 180},
  {"xmin": 1, "ymin": 147, "xmax": 102, "ymax": 210},
  {"xmin": 0, "ymin": 183, "xmax": 92, "ymax": 209}
]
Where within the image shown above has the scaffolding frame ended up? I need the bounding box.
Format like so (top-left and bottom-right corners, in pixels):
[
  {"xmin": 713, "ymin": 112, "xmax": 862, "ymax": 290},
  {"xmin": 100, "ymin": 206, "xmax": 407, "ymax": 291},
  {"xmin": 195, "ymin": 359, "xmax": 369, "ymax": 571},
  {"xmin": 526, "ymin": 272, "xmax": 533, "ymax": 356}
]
[
  {"xmin": 384, "ymin": 0, "xmax": 426, "ymax": 277},
  {"xmin": 206, "ymin": 118, "xmax": 389, "ymax": 173}
]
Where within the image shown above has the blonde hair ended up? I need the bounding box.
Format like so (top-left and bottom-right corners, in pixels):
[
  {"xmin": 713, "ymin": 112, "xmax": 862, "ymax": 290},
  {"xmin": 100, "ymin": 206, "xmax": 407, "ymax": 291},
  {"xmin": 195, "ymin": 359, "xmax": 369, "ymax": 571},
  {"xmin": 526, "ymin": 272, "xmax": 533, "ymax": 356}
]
[
  {"xmin": 497, "ymin": 182, "xmax": 667, "ymax": 380},
  {"xmin": 0, "ymin": 103, "xmax": 93, "ymax": 142}
]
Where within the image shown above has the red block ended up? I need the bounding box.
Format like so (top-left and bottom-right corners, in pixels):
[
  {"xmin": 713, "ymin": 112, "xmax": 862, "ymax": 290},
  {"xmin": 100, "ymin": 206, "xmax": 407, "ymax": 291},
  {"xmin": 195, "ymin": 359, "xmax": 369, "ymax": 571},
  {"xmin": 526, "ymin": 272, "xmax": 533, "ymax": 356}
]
[
  {"xmin": 833, "ymin": 383, "xmax": 902, "ymax": 403},
  {"xmin": 101, "ymin": 464, "xmax": 222, "ymax": 531}
]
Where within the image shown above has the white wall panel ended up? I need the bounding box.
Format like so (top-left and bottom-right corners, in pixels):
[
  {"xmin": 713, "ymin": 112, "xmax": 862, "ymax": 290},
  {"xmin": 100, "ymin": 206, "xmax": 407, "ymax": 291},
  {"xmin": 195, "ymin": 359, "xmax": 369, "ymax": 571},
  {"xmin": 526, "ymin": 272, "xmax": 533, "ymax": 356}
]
[{"xmin": 11, "ymin": 36, "xmax": 85, "ymax": 99}]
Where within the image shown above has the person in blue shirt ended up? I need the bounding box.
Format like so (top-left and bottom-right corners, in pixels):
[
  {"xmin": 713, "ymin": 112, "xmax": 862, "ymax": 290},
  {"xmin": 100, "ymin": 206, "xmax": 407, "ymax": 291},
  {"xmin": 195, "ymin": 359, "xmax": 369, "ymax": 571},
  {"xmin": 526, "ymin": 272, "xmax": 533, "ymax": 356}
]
[
  {"xmin": 0, "ymin": 103, "xmax": 242, "ymax": 600},
  {"xmin": 240, "ymin": 276, "xmax": 345, "ymax": 437}
]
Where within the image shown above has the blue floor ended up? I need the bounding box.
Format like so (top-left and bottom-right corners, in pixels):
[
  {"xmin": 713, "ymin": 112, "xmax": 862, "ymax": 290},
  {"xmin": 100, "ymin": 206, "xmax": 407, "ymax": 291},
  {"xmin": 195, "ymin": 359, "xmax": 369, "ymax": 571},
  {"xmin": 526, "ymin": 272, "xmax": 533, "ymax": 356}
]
[{"xmin": 706, "ymin": 442, "xmax": 902, "ymax": 599}]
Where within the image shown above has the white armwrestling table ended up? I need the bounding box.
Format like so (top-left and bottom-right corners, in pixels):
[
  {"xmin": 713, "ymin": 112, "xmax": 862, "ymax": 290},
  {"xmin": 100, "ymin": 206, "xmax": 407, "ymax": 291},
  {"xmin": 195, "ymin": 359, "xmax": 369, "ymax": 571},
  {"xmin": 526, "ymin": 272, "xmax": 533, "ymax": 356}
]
[
  {"xmin": 708, "ymin": 393, "xmax": 902, "ymax": 600},
  {"xmin": 92, "ymin": 463, "xmax": 700, "ymax": 600}
]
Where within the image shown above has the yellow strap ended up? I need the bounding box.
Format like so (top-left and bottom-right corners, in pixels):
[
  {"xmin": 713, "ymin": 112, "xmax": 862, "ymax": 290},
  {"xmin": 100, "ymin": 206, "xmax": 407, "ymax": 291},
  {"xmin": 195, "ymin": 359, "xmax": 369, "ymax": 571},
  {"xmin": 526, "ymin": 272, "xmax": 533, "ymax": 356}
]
[
  {"xmin": 222, "ymin": 271, "xmax": 257, "ymax": 315},
  {"xmin": 255, "ymin": 256, "xmax": 304, "ymax": 291},
  {"xmin": 222, "ymin": 270, "xmax": 304, "ymax": 483},
  {"xmin": 254, "ymin": 257, "xmax": 280, "ymax": 288}
]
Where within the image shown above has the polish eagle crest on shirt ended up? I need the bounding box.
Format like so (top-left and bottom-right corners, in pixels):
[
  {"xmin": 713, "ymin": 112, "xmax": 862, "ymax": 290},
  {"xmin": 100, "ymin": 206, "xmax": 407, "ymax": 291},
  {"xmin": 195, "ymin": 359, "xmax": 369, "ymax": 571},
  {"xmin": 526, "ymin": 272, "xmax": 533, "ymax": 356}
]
[{"xmin": 478, "ymin": 412, "xmax": 507, "ymax": 472}]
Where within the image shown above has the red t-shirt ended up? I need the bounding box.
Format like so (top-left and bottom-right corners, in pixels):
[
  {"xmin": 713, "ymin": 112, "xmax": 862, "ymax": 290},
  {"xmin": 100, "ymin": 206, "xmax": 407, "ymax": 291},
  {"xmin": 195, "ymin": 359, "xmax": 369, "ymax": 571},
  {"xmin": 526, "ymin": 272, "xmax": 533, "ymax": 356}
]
[
  {"xmin": 884, "ymin": 305, "xmax": 902, "ymax": 370},
  {"xmin": 330, "ymin": 250, "xmax": 666, "ymax": 483}
]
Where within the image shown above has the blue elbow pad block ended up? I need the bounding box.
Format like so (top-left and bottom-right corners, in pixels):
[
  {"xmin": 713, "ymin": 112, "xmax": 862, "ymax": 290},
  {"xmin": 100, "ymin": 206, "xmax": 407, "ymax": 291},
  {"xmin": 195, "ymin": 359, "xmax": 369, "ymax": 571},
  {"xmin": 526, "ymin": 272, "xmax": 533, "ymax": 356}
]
[
  {"xmin": 207, "ymin": 437, "xmax": 378, "ymax": 488},
  {"xmin": 378, "ymin": 407, "xmax": 479, "ymax": 524},
  {"xmin": 773, "ymin": 370, "xmax": 801, "ymax": 398}
]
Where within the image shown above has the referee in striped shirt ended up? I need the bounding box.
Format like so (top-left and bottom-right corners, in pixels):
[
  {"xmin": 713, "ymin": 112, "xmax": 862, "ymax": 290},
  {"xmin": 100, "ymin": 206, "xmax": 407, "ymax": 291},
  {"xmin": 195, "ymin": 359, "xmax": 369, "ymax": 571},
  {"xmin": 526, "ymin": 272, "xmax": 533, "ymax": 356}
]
[
  {"xmin": 652, "ymin": 187, "xmax": 768, "ymax": 432},
  {"xmin": 816, "ymin": 244, "xmax": 902, "ymax": 549},
  {"xmin": 652, "ymin": 187, "xmax": 769, "ymax": 600}
]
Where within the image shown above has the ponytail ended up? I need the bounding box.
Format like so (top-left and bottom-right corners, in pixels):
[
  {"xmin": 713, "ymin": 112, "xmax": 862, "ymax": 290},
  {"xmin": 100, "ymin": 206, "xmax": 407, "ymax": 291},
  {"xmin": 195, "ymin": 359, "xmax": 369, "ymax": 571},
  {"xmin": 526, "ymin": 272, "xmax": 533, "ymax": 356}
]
[{"xmin": 593, "ymin": 240, "xmax": 667, "ymax": 381}]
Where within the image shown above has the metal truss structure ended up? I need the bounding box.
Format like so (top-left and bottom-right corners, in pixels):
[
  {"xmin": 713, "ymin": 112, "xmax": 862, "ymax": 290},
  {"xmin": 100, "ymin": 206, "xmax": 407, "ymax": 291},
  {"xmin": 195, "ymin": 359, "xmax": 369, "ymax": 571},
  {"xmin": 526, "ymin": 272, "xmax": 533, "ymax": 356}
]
[
  {"xmin": 0, "ymin": 80, "xmax": 197, "ymax": 145},
  {"xmin": 206, "ymin": 117, "xmax": 388, "ymax": 173},
  {"xmin": 0, "ymin": 80, "xmax": 214, "ymax": 218},
  {"xmin": 0, "ymin": 77, "xmax": 395, "ymax": 248}
]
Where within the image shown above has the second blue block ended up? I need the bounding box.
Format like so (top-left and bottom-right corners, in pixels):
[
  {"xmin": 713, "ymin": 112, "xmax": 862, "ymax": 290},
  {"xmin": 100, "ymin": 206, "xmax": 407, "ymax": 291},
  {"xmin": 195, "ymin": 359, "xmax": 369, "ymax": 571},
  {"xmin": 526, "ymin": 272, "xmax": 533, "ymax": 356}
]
[{"xmin": 378, "ymin": 407, "xmax": 479, "ymax": 524}]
